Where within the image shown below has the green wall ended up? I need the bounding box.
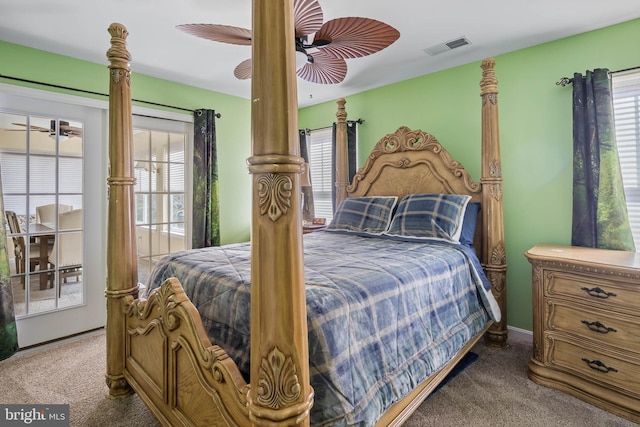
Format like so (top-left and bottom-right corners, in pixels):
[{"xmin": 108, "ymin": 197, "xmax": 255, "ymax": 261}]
[
  {"xmin": 0, "ymin": 40, "xmax": 252, "ymax": 244},
  {"xmin": 299, "ymin": 18, "xmax": 640, "ymax": 331}
]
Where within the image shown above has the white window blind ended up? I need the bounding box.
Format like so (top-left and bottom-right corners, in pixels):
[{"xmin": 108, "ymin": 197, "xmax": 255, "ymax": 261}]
[
  {"xmin": 613, "ymin": 70, "xmax": 640, "ymax": 250},
  {"xmin": 308, "ymin": 127, "xmax": 334, "ymax": 222}
]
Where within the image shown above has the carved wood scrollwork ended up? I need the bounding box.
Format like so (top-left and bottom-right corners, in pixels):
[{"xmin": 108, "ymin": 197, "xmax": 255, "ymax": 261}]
[
  {"xmin": 532, "ymin": 264, "xmax": 542, "ymax": 285},
  {"xmin": 257, "ymin": 173, "xmax": 292, "ymax": 222},
  {"xmin": 490, "ymin": 160, "xmax": 502, "ymax": 178},
  {"xmin": 256, "ymin": 347, "xmax": 301, "ymax": 409},
  {"xmin": 349, "ymin": 126, "xmax": 482, "ymax": 196},
  {"xmin": 490, "ymin": 243, "xmax": 507, "ymax": 266},
  {"xmin": 378, "ymin": 127, "xmax": 438, "ymax": 154},
  {"xmin": 485, "ymin": 244, "xmax": 507, "ymax": 292},
  {"xmin": 487, "ymin": 270, "xmax": 506, "ymax": 293},
  {"xmin": 124, "ymin": 279, "xmax": 181, "ymax": 331},
  {"xmin": 489, "ymin": 183, "xmax": 503, "ymax": 201},
  {"xmin": 396, "ymin": 157, "xmax": 410, "ymax": 168},
  {"xmin": 110, "ymin": 69, "xmax": 130, "ymax": 86},
  {"xmin": 533, "ymin": 343, "xmax": 543, "ymax": 362},
  {"xmin": 482, "ymin": 93, "xmax": 498, "ymax": 105},
  {"xmin": 545, "ymin": 300, "xmax": 556, "ymax": 330}
]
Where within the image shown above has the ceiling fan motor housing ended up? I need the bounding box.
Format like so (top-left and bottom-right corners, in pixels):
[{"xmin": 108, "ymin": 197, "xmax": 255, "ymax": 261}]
[{"xmin": 50, "ymin": 120, "xmax": 70, "ymax": 137}]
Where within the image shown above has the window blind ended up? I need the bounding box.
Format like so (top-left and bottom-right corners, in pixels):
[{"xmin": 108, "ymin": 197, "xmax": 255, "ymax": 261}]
[
  {"xmin": 613, "ymin": 71, "xmax": 640, "ymax": 249},
  {"xmin": 308, "ymin": 127, "xmax": 334, "ymax": 222}
]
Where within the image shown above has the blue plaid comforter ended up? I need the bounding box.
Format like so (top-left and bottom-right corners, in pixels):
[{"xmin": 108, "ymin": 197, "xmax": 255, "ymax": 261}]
[{"xmin": 145, "ymin": 231, "xmax": 500, "ymax": 426}]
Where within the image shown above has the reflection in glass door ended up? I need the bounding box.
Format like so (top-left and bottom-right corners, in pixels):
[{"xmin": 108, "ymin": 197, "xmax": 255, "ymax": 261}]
[
  {"xmin": 133, "ymin": 123, "xmax": 188, "ymax": 286},
  {"xmin": 0, "ymin": 113, "xmax": 83, "ymax": 317}
]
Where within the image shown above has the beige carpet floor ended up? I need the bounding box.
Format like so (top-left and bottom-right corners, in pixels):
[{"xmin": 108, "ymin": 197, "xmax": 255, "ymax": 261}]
[{"xmin": 0, "ymin": 329, "xmax": 637, "ymax": 426}]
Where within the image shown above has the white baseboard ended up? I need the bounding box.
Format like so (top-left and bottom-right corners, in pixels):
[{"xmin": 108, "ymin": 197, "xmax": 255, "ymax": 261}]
[{"xmin": 508, "ymin": 325, "xmax": 532, "ymax": 344}]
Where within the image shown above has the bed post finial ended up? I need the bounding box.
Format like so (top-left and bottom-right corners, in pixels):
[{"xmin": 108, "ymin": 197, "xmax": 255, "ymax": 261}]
[
  {"xmin": 480, "ymin": 57, "xmax": 508, "ymax": 348},
  {"xmin": 107, "ymin": 23, "xmax": 130, "ymax": 67},
  {"xmin": 335, "ymin": 98, "xmax": 349, "ymax": 208},
  {"xmin": 105, "ymin": 22, "xmax": 137, "ymax": 397}
]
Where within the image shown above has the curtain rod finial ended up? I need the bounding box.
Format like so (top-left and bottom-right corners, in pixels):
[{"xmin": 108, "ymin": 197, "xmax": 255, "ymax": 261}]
[{"xmin": 556, "ymin": 77, "xmax": 573, "ymax": 87}]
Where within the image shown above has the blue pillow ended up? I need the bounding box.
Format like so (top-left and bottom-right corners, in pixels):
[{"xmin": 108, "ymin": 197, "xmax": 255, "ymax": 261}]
[
  {"xmin": 385, "ymin": 193, "xmax": 471, "ymax": 242},
  {"xmin": 326, "ymin": 196, "xmax": 398, "ymax": 235},
  {"xmin": 460, "ymin": 202, "xmax": 481, "ymax": 248}
]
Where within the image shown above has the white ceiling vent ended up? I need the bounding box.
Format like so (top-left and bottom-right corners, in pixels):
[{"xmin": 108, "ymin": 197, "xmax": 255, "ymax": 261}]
[{"xmin": 423, "ymin": 36, "xmax": 471, "ymax": 56}]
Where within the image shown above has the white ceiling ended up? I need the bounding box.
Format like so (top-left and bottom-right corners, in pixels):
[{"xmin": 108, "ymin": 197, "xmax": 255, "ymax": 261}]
[{"xmin": 1, "ymin": 0, "xmax": 638, "ymax": 108}]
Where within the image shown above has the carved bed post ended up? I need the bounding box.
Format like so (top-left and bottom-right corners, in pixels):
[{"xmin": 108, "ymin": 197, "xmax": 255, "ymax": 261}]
[
  {"xmin": 480, "ymin": 58, "xmax": 508, "ymax": 348},
  {"xmin": 245, "ymin": 0, "xmax": 313, "ymax": 425},
  {"xmin": 334, "ymin": 98, "xmax": 349, "ymax": 208},
  {"xmin": 105, "ymin": 23, "xmax": 138, "ymax": 396}
]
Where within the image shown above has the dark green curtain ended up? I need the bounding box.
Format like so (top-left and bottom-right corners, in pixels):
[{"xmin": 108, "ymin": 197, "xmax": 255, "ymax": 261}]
[
  {"xmin": 299, "ymin": 129, "xmax": 315, "ymax": 223},
  {"xmin": 192, "ymin": 109, "xmax": 220, "ymax": 248},
  {"xmin": 0, "ymin": 173, "xmax": 18, "ymax": 361},
  {"xmin": 331, "ymin": 121, "xmax": 358, "ymax": 212},
  {"xmin": 572, "ymin": 69, "xmax": 635, "ymax": 251}
]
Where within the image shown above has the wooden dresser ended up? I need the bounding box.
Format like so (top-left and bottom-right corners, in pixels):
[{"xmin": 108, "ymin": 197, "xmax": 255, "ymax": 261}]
[{"xmin": 525, "ymin": 244, "xmax": 640, "ymax": 423}]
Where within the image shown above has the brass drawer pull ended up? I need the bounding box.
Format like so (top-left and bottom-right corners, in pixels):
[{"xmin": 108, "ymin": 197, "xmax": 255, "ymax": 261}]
[
  {"xmin": 582, "ymin": 358, "xmax": 618, "ymax": 373},
  {"xmin": 580, "ymin": 286, "xmax": 617, "ymax": 299},
  {"xmin": 581, "ymin": 320, "xmax": 617, "ymax": 334}
]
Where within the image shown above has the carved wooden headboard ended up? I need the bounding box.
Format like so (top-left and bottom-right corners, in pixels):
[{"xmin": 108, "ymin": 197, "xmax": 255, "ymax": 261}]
[{"xmin": 347, "ymin": 126, "xmax": 482, "ymax": 204}]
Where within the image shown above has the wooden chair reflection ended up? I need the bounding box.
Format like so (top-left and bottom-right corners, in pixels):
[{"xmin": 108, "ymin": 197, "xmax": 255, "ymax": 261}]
[
  {"xmin": 48, "ymin": 209, "xmax": 83, "ymax": 296},
  {"xmin": 5, "ymin": 210, "xmax": 44, "ymax": 287}
]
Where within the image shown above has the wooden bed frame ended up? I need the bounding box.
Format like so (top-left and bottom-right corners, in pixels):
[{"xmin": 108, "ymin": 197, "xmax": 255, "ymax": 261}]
[{"xmin": 104, "ymin": 5, "xmax": 506, "ymax": 426}]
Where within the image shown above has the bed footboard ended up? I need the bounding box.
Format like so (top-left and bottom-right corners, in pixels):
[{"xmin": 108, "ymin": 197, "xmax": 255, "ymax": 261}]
[{"xmin": 122, "ymin": 278, "xmax": 251, "ymax": 426}]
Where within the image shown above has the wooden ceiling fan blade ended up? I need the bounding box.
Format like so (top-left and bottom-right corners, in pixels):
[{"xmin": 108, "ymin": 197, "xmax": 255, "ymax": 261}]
[
  {"xmin": 234, "ymin": 58, "xmax": 253, "ymax": 80},
  {"xmin": 297, "ymin": 52, "xmax": 347, "ymax": 84},
  {"xmin": 294, "ymin": 0, "xmax": 323, "ymax": 37},
  {"xmin": 315, "ymin": 17, "xmax": 400, "ymax": 59},
  {"xmin": 177, "ymin": 24, "xmax": 252, "ymax": 46},
  {"xmin": 10, "ymin": 123, "xmax": 49, "ymax": 132}
]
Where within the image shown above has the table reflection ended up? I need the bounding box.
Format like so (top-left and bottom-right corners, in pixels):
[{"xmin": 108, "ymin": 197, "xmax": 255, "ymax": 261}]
[{"xmin": 28, "ymin": 223, "xmax": 55, "ymax": 290}]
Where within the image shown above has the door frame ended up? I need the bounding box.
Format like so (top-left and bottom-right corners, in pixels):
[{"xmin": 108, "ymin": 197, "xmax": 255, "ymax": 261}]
[{"xmin": 0, "ymin": 83, "xmax": 191, "ymax": 347}]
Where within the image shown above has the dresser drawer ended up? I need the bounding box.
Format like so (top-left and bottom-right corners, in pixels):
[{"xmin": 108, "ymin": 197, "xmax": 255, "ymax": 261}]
[
  {"xmin": 545, "ymin": 299, "xmax": 640, "ymax": 353},
  {"xmin": 544, "ymin": 270, "xmax": 640, "ymax": 314},
  {"xmin": 545, "ymin": 334, "xmax": 640, "ymax": 397}
]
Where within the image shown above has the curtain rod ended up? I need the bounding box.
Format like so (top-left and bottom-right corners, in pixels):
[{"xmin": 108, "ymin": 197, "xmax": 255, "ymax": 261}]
[
  {"xmin": 306, "ymin": 119, "xmax": 365, "ymax": 133},
  {"xmin": 303, "ymin": 119, "xmax": 365, "ymax": 133},
  {"xmin": 0, "ymin": 73, "xmax": 221, "ymax": 118},
  {"xmin": 556, "ymin": 65, "xmax": 640, "ymax": 87}
]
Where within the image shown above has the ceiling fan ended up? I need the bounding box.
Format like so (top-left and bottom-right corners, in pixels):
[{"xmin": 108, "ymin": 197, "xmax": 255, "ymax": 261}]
[
  {"xmin": 11, "ymin": 120, "xmax": 82, "ymax": 138},
  {"xmin": 177, "ymin": 0, "xmax": 400, "ymax": 84}
]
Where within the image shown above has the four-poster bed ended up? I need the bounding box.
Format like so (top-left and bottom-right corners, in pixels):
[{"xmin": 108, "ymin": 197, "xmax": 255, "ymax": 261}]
[{"xmin": 105, "ymin": 4, "xmax": 506, "ymax": 426}]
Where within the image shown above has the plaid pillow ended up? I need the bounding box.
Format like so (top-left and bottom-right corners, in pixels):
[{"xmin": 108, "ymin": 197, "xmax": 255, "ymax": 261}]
[
  {"xmin": 326, "ymin": 196, "xmax": 398, "ymax": 235},
  {"xmin": 386, "ymin": 193, "xmax": 471, "ymax": 242}
]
